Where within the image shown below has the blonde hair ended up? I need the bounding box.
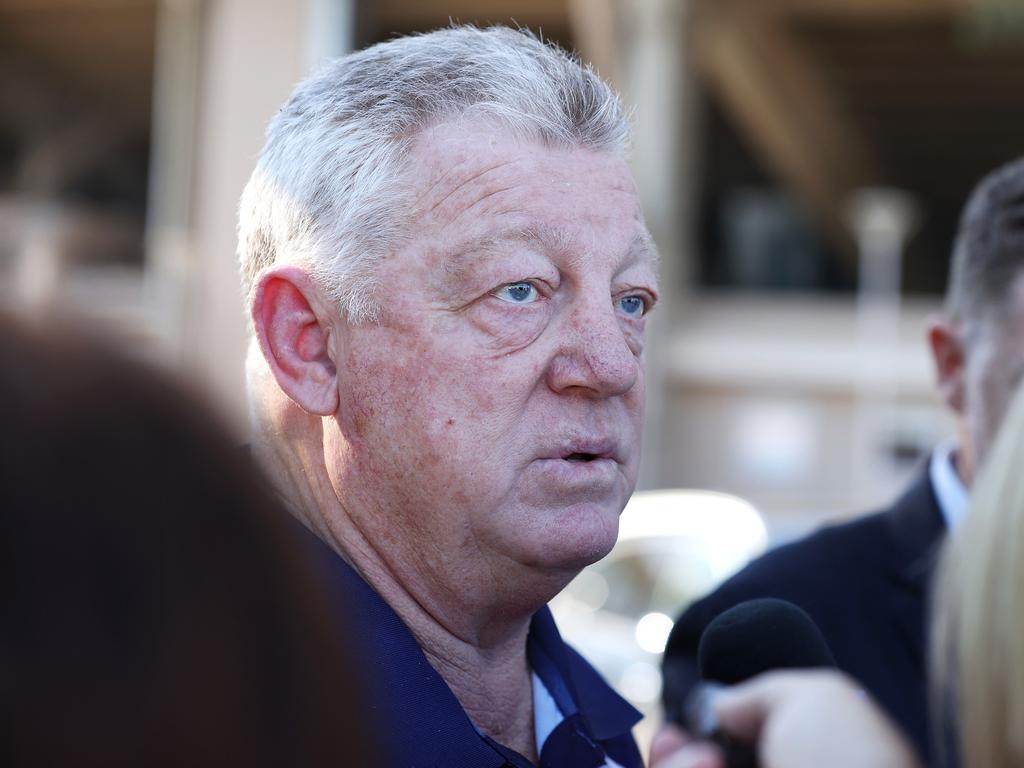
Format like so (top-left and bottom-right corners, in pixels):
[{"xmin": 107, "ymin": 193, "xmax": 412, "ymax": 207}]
[{"xmin": 932, "ymin": 381, "xmax": 1024, "ymax": 768}]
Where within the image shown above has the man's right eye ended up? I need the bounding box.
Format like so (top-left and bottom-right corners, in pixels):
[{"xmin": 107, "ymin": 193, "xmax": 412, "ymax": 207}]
[{"xmin": 493, "ymin": 281, "xmax": 540, "ymax": 304}]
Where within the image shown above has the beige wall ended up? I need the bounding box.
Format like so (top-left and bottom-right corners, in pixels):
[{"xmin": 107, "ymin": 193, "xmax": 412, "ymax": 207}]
[
  {"xmin": 183, "ymin": 0, "xmax": 311, "ymax": 429},
  {"xmin": 659, "ymin": 294, "xmax": 953, "ymax": 539}
]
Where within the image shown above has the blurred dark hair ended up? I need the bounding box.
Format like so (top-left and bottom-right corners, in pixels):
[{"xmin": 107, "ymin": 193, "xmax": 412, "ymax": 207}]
[
  {"xmin": 0, "ymin": 313, "xmax": 371, "ymax": 766},
  {"xmin": 947, "ymin": 157, "xmax": 1024, "ymax": 340}
]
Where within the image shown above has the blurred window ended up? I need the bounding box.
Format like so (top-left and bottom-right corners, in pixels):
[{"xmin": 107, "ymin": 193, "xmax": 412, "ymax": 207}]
[
  {"xmin": 0, "ymin": 1, "xmax": 155, "ymax": 311},
  {"xmin": 692, "ymin": 10, "xmax": 1024, "ymax": 299}
]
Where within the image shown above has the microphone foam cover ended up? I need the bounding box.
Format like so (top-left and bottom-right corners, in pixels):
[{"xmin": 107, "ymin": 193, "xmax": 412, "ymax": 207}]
[{"xmin": 697, "ymin": 597, "xmax": 836, "ymax": 685}]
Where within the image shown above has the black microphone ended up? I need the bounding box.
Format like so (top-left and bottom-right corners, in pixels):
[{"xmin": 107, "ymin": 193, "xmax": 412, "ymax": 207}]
[
  {"xmin": 698, "ymin": 597, "xmax": 836, "ymax": 684},
  {"xmin": 682, "ymin": 598, "xmax": 837, "ymax": 768}
]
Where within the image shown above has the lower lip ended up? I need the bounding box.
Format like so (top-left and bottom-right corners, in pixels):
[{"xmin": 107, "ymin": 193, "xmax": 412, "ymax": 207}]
[{"xmin": 531, "ymin": 457, "xmax": 619, "ymax": 487}]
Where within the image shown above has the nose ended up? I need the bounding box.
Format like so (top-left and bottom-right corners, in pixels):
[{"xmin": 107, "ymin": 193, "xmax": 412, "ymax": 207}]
[{"xmin": 545, "ymin": 299, "xmax": 640, "ymax": 398}]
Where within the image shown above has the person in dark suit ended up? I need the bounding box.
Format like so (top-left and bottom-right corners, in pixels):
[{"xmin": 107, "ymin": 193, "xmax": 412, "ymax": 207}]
[{"xmin": 661, "ymin": 157, "xmax": 1024, "ymax": 765}]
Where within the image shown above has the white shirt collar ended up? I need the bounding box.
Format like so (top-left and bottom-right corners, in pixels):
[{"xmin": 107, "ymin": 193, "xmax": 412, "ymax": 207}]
[
  {"xmin": 532, "ymin": 671, "xmax": 563, "ymax": 755},
  {"xmin": 531, "ymin": 673, "xmax": 626, "ymax": 768},
  {"xmin": 929, "ymin": 442, "xmax": 969, "ymax": 532}
]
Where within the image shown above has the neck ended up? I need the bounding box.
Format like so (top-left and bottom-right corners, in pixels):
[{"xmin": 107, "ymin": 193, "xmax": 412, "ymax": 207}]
[
  {"xmin": 420, "ymin": 617, "xmax": 538, "ymax": 763},
  {"xmin": 953, "ymin": 424, "xmax": 975, "ymax": 487},
  {"xmin": 353, "ymin": 530, "xmax": 541, "ymax": 762},
  {"xmin": 253, "ymin": 415, "xmax": 542, "ymax": 762}
]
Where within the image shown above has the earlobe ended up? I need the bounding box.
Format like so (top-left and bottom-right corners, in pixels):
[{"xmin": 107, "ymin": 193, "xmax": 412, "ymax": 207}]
[
  {"xmin": 251, "ymin": 266, "xmax": 339, "ymax": 416},
  {"xmin": 927, "ymin": 316, "xmax": 965, "ymax": 414}
]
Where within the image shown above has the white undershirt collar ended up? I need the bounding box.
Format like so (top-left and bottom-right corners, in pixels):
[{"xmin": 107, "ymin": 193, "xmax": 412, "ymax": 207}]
[
  {"xmin": 929, "ymin": 442, "xmax": 969, "ymax": 532},
  {"xmin": 532, "ymin": 671, "xmax": 562, "ymax": 755},
  {"xmin": 531, "ymin": 673, "xmax": 625, "ymax": 768}
]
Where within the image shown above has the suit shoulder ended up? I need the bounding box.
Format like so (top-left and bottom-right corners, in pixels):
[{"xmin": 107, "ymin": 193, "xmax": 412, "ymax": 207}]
[
  {"xmin": 747, "ymin": 508, "xmax": 893, "ymax": 575},
  {"xmin": 677, "ymin": 508, "xmax": 894, "ymax": 627},
  {"xmin": 662, "ymin": 480, "xmax": 940, "ymax": 716}
]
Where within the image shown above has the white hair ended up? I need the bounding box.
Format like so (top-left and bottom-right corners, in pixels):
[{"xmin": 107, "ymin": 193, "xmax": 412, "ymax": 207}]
[{"xmin": 237, "ymin": 25, "xmax": 631, "ymax": 323}]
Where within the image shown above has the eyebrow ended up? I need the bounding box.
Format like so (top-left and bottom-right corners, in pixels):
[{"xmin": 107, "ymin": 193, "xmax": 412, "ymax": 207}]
[
  {"xmin": 625, "ymin": 230, "xmax": 660, "ymax": 268},
  {"xmin": 445, "ymin": 224, "xmax": 659, "ymax": 276}
]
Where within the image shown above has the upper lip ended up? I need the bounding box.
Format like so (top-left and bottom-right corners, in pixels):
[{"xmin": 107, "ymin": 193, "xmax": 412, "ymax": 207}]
[{"xmin": 540, "ymin": 436, "xmax": 620, "ymax": 463}]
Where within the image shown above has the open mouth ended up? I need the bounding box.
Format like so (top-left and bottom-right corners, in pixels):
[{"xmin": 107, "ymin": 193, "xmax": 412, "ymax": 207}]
[{"xmin": 565, "ymin": 452, "xmax": 600, "ymax": 463}]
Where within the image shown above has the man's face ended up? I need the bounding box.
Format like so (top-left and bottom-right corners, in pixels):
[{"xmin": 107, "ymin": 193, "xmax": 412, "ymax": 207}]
[
  {"xmin": 962, "ymin": 272, "xmax": 1024, "ymax": 477},
  {"xmin": 324, "ymin": 123, "xmax": 657, "ymax": 601}
]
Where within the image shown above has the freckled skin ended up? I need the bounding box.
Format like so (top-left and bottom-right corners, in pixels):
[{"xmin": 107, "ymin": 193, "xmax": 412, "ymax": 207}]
[{"xmin": 325, "ymin": 121, "xmax": 659, "ymax": 627}]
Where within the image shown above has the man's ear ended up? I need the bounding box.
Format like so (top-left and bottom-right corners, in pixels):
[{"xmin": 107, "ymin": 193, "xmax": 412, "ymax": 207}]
[
  {"xmin": 927, "ymin": 315, "xmax": 966, "ymax": 415},
  {"xmin": 251, "ymin": 266, "xmax": 339, "ymax": 416}
]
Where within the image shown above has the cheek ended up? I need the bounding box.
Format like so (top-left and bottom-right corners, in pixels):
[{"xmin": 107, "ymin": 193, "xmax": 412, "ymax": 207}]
[
  {"xmin": 337, "ymin": 366, "xmax": 475, "ymax": 515},
  {"xmin": 618, "ymin": 318, "xmax": 647, "ymax": 358},
  {"xmin": 963, "ymin": 354, "xmax": 1008, "ymax": 460},
  {"xmin": 627, "ymin": 379, "xmax": 646, "ymax": 456},
  {"xmin": 982, "ymin": 377, "xmax": 1015, "ymax": 442},
  {"xmin": 338, "ymin": 333, "xmax": 537, "ymax": 490}
]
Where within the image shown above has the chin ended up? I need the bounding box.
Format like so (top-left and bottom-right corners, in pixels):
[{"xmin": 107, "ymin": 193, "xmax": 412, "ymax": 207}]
[
  {"xmin": 494, "ymin": 522, "xmax": 619, "ymax": 617},
  {"xmin": 525, "ymin": 499, "xmax": 622, "ymax": 573}
]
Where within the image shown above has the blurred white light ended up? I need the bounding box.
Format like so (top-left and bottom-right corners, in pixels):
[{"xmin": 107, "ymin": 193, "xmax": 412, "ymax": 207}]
[
  {"xmin": 733, "ymin": 399, "xmax": 815, "ymax": 485},
  {"xmin": 617, "ymin": 489, "xmax": 767, "ymax": 583},
  {"xmin": 635, "ymin": 612, "xmax": 674, "ymax": 654},
  {"xmin": 568, "ymin": 570, "xmax": 610, "ymax": 612},
  {"xmin": 619, "ymin": 661, "xmax": 662, "ymax": 704}
]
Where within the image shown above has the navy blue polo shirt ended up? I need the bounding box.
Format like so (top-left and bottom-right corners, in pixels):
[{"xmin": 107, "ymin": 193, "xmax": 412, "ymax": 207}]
[{"xmin": 299, "ymin": 523, "xmax": 643, "ymax": 768}]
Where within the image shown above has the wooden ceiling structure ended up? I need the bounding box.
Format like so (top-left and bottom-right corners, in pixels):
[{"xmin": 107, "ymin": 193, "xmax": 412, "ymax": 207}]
[
  {"xmin": 0, "ymin": 0, "xmax": 155, "ymax": 295},
  {"xmin": 0, "ymin": 0, "xmax": 154, "ymax": 199},
  {"xmin": 690, "ymin": 0, "xmax": 1024, "ymax": 273},
  {"xmin": 366, "ymin": 0, "xmax": 1024, "ymax": 287},
  {"xmin": 2, "ymin": 0, "xmax": 1023, "ymax": 288}
]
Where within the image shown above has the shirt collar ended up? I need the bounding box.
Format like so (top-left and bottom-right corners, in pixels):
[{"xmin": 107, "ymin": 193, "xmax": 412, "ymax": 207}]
[
  {"xmin": 296, "ymin": 520, "xmax": 641, "ymax": 767},
  {"xmin": 929, "ymin": 442, "xmax": 969, "ymax": 532},
  {"xmin": 532, "ymin": 672, "xmax": 563, "ymax": 755}
]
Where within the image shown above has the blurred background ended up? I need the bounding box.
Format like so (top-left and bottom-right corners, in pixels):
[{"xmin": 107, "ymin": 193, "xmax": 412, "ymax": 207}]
[{"xmin": 3, "ymin": 0, "xmax": 1024, "ymax": 747}]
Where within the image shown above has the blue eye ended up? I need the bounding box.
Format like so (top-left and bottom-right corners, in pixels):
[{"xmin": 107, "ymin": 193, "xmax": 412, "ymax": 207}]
[
  {"xmin": 617, "ymin": 295, "xmax": 647, "ymax": 317},
  {"xmin": 494, "ymin": 281, "xmax": 540, "ymax": 304}
]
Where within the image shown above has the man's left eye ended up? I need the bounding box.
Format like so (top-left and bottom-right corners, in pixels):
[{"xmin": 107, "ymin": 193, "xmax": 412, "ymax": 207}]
[
  {"xmin": 494, "ymin": 281, "xmax": 540, "ymax": 304},
  {"xmin": 616, "ymin": 295, "xmax": 647, "ymax": 317}
]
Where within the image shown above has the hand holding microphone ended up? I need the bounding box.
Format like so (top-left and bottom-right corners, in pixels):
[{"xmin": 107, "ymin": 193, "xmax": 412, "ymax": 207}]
[
  {"xmin": 652, "ymin": 671, "xmax": 919, "ymax": 768},
  {"xmin": 682, "ymin": 597, "xmax": 837, "ymax": 768},
  {"xmin": 651, "ymin": 599, "xmax": 921, "ymax": 768}
]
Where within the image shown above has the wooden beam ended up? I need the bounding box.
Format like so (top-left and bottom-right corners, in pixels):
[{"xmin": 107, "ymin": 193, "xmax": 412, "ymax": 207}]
[
  {"xmin": 761, "ymin": 0, "xmax": 973, "ymax": 19},
  {"xmin": 0, "ymin": 0, "xmax": 152, "ymax": 10},
  {"xmin": 691, "ymin": 0, "xmax": 880, "ymax": 254},
  {"xmin": 370, "ymin": 0, "xmax": 568, "ymax": 32}
]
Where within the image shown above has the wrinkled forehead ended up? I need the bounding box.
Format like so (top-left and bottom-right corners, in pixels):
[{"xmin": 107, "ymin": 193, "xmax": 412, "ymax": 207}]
[
  {"xmin": 409, "ymin": 121, "xmax": 637, "ymax": 204},
  {"xmin": 398, "ymin": 121, "xmax": 654, "ymax": 270}
]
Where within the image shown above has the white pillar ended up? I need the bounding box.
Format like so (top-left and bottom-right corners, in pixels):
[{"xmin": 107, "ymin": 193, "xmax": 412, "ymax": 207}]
[
  {"xmin": 846, "ymin": 188, "xmax": 919, "ymax": 495},
  {"xmin": 620, "ymin": 0, "xmax": 700, "ymax": 489},
  {"xmin": 306, "ymin": 0, "xmax": 355, "ymax": 71},
  {"xmin": 145, "ymin": 0, "xmax": 204, "ymax": 360},
  {"xmin": 183, "ymin": 0, "xmax": 312, "ymax": 428}
]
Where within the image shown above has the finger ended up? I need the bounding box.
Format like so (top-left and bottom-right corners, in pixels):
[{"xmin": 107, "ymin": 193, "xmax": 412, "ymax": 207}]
[
  {"xmin": 711, "ymin": 671, "xmax": 805, "ymax": 741},
  {"xmin": 713, "ymin": 670, "xmax": 851, "ymax": 741},
  {"xmin": 709, "ymin": 687, "xmax": 768, "ymax": 741},
  {"xmin": 649, "ymin": 724, "xmax": 690, "ymax": 763},
  {"xmin": 650, "ymin": 740, "xmax": 726, "ymax": 768}
]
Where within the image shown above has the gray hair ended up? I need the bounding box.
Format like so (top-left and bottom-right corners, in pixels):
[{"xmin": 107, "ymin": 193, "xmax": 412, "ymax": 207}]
[
  {"xmin": 947, "ymin": 157, "xmax": 1024, "ymax": 343},
  {"xmin": 237, "ymin": 25, "xmax": 630, "ymax": 323}
]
